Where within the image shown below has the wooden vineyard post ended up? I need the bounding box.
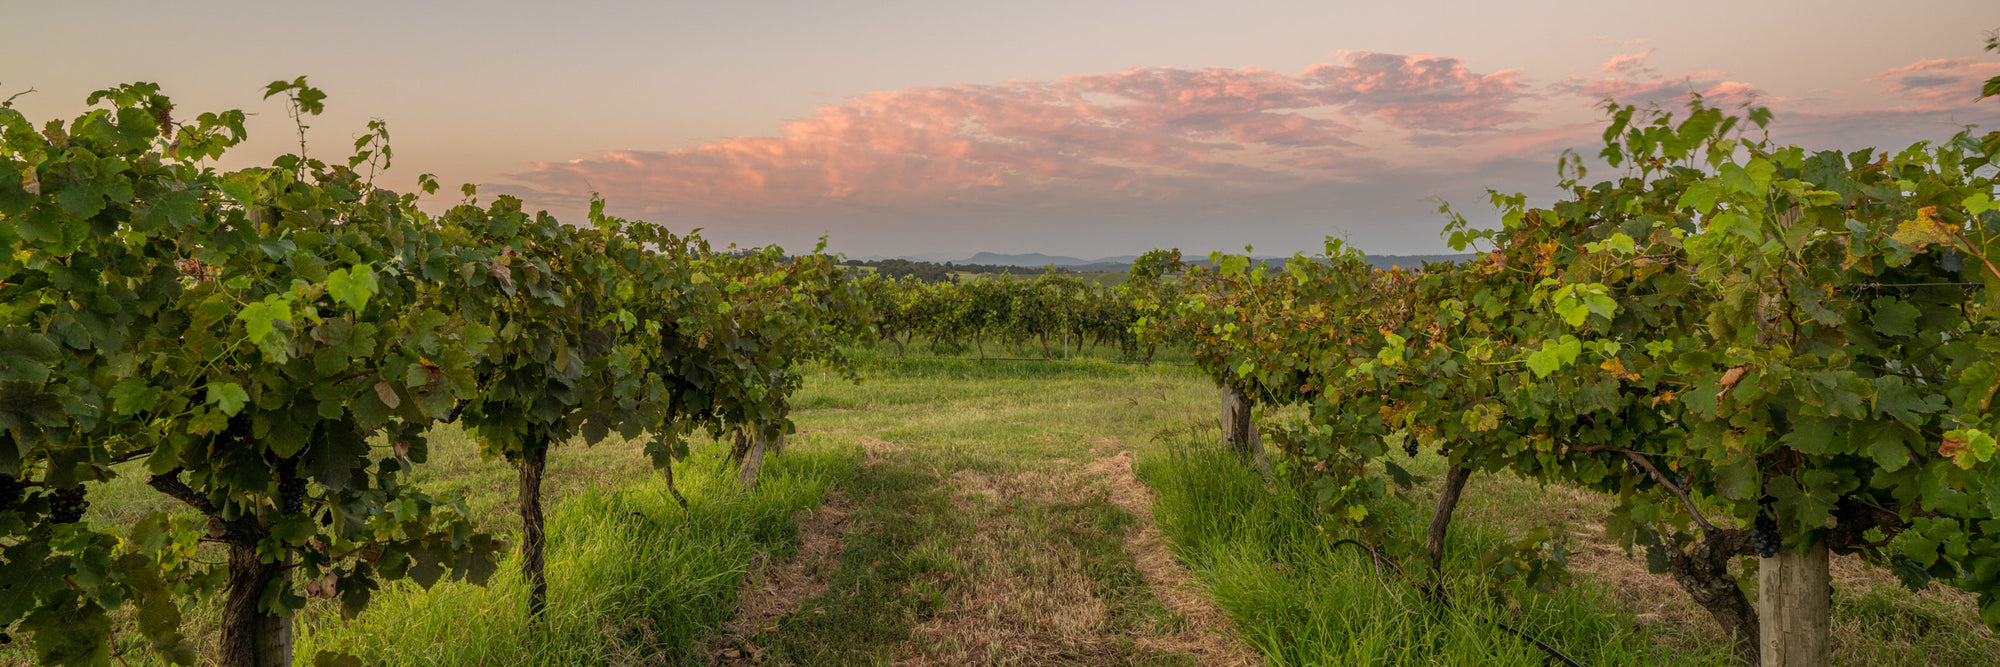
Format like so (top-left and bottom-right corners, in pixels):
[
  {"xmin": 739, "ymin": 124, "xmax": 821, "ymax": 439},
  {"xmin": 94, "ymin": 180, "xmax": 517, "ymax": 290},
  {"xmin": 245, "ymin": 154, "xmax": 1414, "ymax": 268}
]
[
  {"xmin": 1220, "ymin": 384, "xmax": 1273, "ymax": 479},
  {"xmin": 738, "ymin": 431, "xmax": 768, "ymax": 490},
  {"xmin": 1759, "ymin": 541, "xmax": 1831, "ymax": 666},
  {"xmin": 1220, "ymin": 384, "xmax": 1247, "ymax": 459},
  {"xmin": 1246, "ymin": 416, "xmax": 1272, "ymax": 479}
]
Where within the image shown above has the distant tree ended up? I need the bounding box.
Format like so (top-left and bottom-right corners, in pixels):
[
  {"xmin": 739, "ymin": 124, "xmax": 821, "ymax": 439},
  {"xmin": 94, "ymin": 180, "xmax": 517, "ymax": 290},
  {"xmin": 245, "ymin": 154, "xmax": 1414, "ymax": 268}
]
[{"xmin": 875, "ymin": 258, "xmax": 957, "ymax": 283}]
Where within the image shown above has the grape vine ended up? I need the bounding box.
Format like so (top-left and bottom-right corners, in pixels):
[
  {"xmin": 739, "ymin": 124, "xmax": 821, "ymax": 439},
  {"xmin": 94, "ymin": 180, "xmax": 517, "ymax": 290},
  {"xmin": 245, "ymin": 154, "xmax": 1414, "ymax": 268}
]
[
  {"xmin": 0, "ymin": 78, "xmax": 866, "ymax": 666},
  {"xmin": 1145, "ymin": 83, "xmax": 2000, "ymax": 664}
]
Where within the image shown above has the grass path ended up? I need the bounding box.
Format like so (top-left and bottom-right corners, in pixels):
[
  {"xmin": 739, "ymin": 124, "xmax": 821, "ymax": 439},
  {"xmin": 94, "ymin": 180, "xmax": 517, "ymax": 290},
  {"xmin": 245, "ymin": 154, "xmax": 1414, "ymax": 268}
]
[{"xmin": 707, "ymin": 357, "xmax": 1256, "ymax": 665}]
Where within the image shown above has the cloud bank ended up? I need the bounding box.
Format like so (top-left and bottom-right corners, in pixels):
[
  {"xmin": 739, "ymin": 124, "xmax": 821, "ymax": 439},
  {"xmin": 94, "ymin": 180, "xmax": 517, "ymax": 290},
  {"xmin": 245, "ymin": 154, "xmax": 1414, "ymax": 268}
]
[
  {"xmin": 505, "ymin": 52, "xmax": 1528, "ymax": 215},
  {"xmin": 497, "ymin": 49, "xmax": 2000, "ymax": 254}
]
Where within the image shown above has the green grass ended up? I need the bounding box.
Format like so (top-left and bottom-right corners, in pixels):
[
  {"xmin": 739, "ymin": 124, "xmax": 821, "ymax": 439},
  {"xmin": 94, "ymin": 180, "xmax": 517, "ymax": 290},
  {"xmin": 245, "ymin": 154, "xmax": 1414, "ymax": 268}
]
[
  {"xmin": 293, "ymin": 440, "xmax": 859, "ymax": 665},
  {"xmin": 11, "ymin": 350, "xmax": 1999, "ymax": 665},
  {"xmin": 1134, "ymin": 434, "xmax": 1738, "ymax": 667}
]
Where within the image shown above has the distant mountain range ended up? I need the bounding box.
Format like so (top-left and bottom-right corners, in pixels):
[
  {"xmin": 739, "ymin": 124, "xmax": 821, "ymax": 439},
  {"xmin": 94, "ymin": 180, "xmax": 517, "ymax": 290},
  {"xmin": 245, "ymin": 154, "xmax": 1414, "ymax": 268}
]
[{"xmin": 851, "ymin": 251, "xmax": 1474, "ymax": 272}]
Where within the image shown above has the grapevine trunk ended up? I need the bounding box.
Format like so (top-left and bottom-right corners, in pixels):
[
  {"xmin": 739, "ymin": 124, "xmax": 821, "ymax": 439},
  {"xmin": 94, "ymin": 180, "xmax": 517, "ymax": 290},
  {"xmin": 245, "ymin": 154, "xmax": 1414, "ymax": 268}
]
[
  {"xmin": 219, "ymin": 542, "xmax": 291, "ymax": 667},
  {"xmin": 1426, "ymin": 466, "xmax": 1474, "ymax": 574},
  {"xmin": 519, "ymin": 442, "xmax": 550, "ymax": 621},
  {"xmin": 1664, "ymin": 528, "xmax": 1759, "ymax": 665}
]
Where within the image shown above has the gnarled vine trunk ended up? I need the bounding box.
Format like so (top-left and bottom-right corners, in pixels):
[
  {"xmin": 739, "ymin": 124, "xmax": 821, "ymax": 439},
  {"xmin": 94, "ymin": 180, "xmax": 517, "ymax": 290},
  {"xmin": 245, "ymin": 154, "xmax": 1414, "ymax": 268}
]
[
  {"xmin": 518, "ymin": 440, "xmax": 550, "ymax": 621},
  {"xmin": 1425, "ymin": 466, "xmax": 1474, "ymax": 574},
  {"xmin": 729, "ymin": 427, "xmax": 752, "ymax": 463},
  {"xmin": 1664, "ymin": 527, "xmax": 1759, "ymax": 665},
  {"xmin": 151, "ymin": 469, "xmax": 293, "ymax": 667}
]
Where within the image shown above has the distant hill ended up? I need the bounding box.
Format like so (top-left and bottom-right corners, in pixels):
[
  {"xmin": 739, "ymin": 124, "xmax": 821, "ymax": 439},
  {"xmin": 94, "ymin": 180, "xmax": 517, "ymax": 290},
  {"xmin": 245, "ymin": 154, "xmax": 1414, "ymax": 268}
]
[
  {"xmin": 1156, "ymin": 253, "xmax": 1475, "ymax": 273},
  {"xmin": 853, "ymin": 251, "xmax": 1475, "ymax": 274},
  {"xmin": 958, "ymin": 252, "xmax": 1093, "ymax": 267}
]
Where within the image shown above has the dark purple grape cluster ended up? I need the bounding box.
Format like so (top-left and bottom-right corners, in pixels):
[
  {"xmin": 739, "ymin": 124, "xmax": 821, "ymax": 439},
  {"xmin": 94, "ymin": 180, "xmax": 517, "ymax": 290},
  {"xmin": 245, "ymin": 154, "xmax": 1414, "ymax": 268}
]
[
  {"xmin": 47, "ymin": 486, "xmax": 88, "ymax": 524},
  {"xmin": 276, "ymin": 457, "xmax": 306, "ymax": 515},
  {"xmin": 0, "ymin": 473, "xmax": 22, "ymax": 511},
  {"xmin": 1403, "ymin": 440, "xmax": 1419, "ymax": 457},
  {"xmin": 1751, "ymin": 513, "xmax": 1780, "ymax": 558}
]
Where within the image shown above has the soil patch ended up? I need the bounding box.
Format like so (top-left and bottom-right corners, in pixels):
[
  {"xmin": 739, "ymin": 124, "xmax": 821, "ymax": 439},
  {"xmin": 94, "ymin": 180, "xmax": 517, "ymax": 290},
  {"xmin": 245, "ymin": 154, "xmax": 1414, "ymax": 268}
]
[{"xmin": 708, "ymin": 495, "xmax": 856, "ymax": 665}]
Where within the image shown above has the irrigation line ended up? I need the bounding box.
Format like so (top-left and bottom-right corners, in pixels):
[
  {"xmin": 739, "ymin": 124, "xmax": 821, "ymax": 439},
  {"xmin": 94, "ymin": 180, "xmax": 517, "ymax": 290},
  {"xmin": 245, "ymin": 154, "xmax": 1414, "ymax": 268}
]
[{"xmin": 1489, "ymin": 618, "xmax": 1587, "ymax": 667}]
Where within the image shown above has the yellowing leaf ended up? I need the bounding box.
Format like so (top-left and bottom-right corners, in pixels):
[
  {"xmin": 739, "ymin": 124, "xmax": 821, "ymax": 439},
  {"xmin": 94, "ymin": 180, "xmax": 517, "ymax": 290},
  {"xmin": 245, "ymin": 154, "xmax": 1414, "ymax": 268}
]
[
  {"xmin": 1941, "ymin": 428, "xmax": 1997, "ymax": 469},
  {"xmin": 1891, "ymin": 207, "xmax": 1958, "ymax": 250},
  {"xmin": 1462, "ymin": 403, "xmax": 1503, "ymax": 433},
  {"xmin": 1600, "ymin": 357, "xmax": 1640, "ymax": 382}
]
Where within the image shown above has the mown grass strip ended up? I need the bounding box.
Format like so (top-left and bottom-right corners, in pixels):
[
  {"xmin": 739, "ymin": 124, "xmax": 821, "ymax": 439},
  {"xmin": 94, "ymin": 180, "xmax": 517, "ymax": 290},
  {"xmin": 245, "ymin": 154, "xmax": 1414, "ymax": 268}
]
[
  {"xmin": 1135, "ymin": 436, "xmax": 1738, "ymax": 667},
  {"xmin": 292, "ymin": 445, "xmax": 859, "ymax": 665}
]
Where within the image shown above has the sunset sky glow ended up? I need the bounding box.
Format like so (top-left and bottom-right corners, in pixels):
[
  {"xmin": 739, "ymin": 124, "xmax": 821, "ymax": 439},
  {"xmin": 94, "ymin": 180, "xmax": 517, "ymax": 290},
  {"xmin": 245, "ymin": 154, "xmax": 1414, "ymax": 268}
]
[{"xmin": 8, "ymin": 1, "xmax": 2000, "ymax": 257}]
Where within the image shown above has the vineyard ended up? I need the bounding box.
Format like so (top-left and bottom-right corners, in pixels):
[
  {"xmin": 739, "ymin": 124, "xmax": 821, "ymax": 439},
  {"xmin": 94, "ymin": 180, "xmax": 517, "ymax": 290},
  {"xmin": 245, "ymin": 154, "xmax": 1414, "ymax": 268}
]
[{"xmin": 5, "ymin": 70, "xmax": 2000, "ymax": 667}]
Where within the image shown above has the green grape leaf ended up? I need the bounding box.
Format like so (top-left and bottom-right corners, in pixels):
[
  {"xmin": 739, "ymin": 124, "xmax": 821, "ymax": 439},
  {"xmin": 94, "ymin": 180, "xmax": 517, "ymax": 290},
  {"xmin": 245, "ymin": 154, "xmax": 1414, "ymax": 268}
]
[
  {"xmin": 1872, "ymin": 298, "xmax": 1921, "ymax": 337},
  {"xmin": 109, "ymin": 378, "xmax": 159, "ymax": 415},
  {"xmin": 238, "ymin": 297, "xmax": 293, "ymax": 344},
  {"xmin": 1867, "ymin": 435, "xmax": 1911, "ymax": 472},
  {"xmin": 218, "ymin": 180, "xmax": 254, "ymax": 205},
  {"xmin": 205, "ymin": 382, "xmax": 250, "ymax": 416},
  {"xmin": 1525, "ymin": 336, "xmax": 1582, "ymax": 379},
  {"xmin": 1554, "ymin": 297, "xmax": 1588, "ymax": 327},
  {"xmin": 1715, "ymin": 459, "xmax": 1760, "ymax": 500},
  {"xmin": 326, "ymin": 264, "xmax": 379, "ymax": 312}
]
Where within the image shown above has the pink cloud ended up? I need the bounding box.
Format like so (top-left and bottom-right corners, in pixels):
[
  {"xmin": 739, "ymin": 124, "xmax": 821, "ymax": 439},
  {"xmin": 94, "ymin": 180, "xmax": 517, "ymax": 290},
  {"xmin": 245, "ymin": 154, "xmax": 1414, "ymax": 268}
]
[
  {"xmin": 1600, "ymin": 49, "xmax": 1656, "ymax": 74},
  {"xmin": 1554, "ymin": 50, "xmax": 1766, "ymax": 109},
  {"xmin": 500, "ymin": 48, "xmax": 2000, "ymax": 233},
  {"xmin": 1868, "ymin": 57, "xmax": 2000, "ymax": 109},
  {"xmin": 504, "ymin": 52, "xmax": 1531, "ymax": 216}
]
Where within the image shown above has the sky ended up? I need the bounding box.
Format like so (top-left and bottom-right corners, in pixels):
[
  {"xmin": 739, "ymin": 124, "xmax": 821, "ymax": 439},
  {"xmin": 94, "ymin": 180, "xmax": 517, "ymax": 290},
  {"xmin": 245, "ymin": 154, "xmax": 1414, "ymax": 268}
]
[{"xmin": 6, "ymin": 1, "xmax": 2000, "ymax": 259}]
